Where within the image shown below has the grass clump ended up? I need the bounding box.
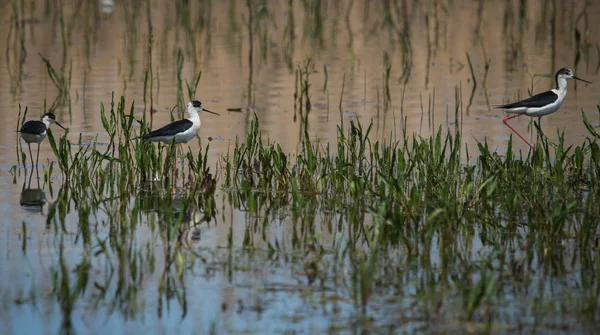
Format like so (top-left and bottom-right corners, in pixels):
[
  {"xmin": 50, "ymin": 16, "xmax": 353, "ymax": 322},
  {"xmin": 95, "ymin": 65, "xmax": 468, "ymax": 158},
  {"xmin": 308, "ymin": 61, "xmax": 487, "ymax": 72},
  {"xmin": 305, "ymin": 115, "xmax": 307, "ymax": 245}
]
[
  {"xmin": 226, "ymin": 113, "xmax": 600, "ymax": 229},
  {"xmin": 221, "ymin": 113, "xmax": 600, "ymax": 321}
]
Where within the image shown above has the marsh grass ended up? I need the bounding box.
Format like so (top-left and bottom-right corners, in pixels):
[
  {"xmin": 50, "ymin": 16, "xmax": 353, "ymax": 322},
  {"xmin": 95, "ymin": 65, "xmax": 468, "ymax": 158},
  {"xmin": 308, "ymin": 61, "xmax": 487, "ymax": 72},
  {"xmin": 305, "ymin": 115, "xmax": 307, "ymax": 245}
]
[
  {"xmin": 225, "ymin": 113, "xmax": 599, "ymax": 229},
  {"xmin": 10, "ymin": 0, "xmax": 600, "ymax": 331},
  {"xmin": 383, "ymin": 52, "xmax": 392, "ymax": 111},
  {"xmin": 282, "ymin": 0, "xmax": 295, "ymax": 71},
  {"xmin": 40, "ymin": 55, "xmax": 72, "ymax": 109},
  {"xmin": 466, "ymin": 52, "xmax": 476, "ymax": 113},
  {"xmin": 6, "ymin": 0, "xmax": 27, "ymax": 92},
  {"xmin": 176, "ymin": 48, "xmax": 186, "ymax": 117},
  {"xmin": 219, "ymin": 111, "xmax": 600, "ymax": 320},
  {"xmin": 17, "ymin": 91, "xmax": 600, "ymax": 333},
  {"xmin": 295, "ymin": 57, "xmax": 317, "ymax": 131},
  {"xmin": 301, "ymin": 0, "xmax": 325, "ymax": 48}
]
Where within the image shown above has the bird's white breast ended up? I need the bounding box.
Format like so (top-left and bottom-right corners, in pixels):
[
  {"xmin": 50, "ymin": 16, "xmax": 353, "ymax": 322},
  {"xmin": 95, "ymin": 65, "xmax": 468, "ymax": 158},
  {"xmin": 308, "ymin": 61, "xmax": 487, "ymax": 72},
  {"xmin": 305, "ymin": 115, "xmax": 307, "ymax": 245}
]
[
  {"xmin": 20, "ymin": 131, "xmax": 47, "ymax": 144},
  {"xmin": 174, "ymin": 122, "xmax": 200, "ymax": 143},
  {"xmin": 526, "ymin": 89, "xmax": 566, "ymax": 117},
  {"xmin": 150, "ymin": 121, "xmax": 200, "ymax": 144}
]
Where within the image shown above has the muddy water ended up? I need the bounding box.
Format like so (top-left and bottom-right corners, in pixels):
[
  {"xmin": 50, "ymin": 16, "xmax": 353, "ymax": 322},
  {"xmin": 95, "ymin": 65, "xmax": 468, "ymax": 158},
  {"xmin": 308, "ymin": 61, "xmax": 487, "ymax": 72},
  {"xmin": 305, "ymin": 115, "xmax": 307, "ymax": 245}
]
[{"xmin": 1, "ymin": 0, "xmax": 600, "ymax": 334}]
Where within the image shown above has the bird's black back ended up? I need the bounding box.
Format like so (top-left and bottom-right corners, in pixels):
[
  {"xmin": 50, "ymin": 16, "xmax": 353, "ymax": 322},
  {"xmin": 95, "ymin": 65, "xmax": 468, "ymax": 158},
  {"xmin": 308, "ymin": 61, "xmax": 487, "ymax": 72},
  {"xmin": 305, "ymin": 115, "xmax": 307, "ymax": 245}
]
[
  {"xmin": 19, "ymin": 120, "xmax": 47, "ymax": 134},
  {"xmin": 143, "ymin": 119, "xmax": 193, "ymax": 138},
  {"xmin": 496, "ymin": 90, "xmax": 558, "ymax": 109}
]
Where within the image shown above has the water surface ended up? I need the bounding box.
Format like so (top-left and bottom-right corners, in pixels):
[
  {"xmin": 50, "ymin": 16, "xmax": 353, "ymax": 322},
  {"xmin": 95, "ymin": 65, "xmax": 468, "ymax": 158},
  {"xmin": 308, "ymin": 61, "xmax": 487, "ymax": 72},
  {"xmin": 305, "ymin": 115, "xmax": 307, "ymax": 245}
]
[{"xmin": 1, "ymin": 0, "xmax": 600, "ymax": 333}]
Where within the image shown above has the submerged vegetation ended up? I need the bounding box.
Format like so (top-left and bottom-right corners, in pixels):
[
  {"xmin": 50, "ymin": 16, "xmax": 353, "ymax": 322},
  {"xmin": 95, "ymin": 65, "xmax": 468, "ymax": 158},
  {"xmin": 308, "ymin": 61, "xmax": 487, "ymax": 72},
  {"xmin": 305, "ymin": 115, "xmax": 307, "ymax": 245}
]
[
  {"xmin": 9, "ymin": 93, "xmax": 600, "ymax": 333},
  {"xmin": 3, "ymin": 0, "xmax": 600, "ymax": 334}
]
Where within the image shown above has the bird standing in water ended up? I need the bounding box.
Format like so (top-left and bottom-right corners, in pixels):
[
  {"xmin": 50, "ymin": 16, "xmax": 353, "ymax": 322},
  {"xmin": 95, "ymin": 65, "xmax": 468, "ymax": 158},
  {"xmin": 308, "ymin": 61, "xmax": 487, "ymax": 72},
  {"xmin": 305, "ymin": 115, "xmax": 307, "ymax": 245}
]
[
  {"xmin": 138, "ymin": 100, "xmax": 218, "ymax": 175},
  {"xmin": 19, "ymin": 112, "xmax": 66, "ymax": 168},
  {"xmin": 497, "ymin": 68, "xmax": 591, "ymax": 150}
]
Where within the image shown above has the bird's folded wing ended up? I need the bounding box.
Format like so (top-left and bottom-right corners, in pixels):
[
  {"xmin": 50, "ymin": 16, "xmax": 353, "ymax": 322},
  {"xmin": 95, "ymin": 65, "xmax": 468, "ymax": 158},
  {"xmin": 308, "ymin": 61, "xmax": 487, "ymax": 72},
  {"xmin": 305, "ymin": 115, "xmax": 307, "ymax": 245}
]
[
  {"xmin": 496, "ymin": 91, "xmax": 558, "ymax": 109},
  {"xmin": 19, "ymin": 121, "xmax": 46, "ymax": 134},
  {"xmin": 143, "ymin": 119, "xmax": 193, "ymax": 138}
]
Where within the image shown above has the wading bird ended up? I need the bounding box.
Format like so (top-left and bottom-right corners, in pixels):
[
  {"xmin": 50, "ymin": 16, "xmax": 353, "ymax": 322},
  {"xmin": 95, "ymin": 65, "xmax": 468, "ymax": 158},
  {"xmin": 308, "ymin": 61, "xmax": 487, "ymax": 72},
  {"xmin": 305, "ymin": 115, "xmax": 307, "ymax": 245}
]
[
  {"xmin": 19, "ymin": 112, "xmax": 66, "ymax": 168},
  {"xmin": 498, "ymin": 68, "xmax": 591, "ymax": 150},
  {"xmin": 138, "ymin": 100, "xmax": 218, "ymax": 175}
]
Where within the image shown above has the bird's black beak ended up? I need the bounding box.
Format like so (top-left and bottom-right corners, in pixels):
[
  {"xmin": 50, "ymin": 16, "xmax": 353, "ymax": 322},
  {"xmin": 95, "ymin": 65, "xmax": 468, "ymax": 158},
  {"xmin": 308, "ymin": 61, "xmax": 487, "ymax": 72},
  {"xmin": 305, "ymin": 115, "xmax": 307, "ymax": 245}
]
[
  {"xmin": 203, "ymin": 108, "xmax": 219, "ymax": 116},
  {"xmin": 55, "ymin": 122, "xmax": 67, "ymax": 130},
  {"xmin": 573, "ymin": 76, "xmax": 592, "ymax": 84}
]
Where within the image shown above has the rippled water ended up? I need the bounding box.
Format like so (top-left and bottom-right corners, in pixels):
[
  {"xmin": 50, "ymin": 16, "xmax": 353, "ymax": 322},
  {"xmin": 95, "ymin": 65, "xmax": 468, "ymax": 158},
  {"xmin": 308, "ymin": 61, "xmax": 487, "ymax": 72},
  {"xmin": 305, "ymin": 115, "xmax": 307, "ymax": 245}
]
[{"xmin": 1, "ymin": 0, "xmax": 600, "ymax": 333}]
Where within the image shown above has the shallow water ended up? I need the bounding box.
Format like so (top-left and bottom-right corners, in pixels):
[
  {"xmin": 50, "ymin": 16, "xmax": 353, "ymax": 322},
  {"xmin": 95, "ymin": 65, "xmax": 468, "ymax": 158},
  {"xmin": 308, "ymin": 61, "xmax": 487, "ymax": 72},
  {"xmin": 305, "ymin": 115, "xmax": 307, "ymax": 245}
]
[{"xmin": 1, "ymin": 0, "xmax": 600, "ymax": 334}]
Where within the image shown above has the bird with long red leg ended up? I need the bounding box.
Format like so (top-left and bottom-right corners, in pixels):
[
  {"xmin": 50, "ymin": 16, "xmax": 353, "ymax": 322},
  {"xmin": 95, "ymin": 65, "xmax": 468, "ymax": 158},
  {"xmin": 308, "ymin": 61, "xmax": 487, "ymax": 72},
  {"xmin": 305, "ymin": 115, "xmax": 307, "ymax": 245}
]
[{"xmin": 498, "ymin": 68, "xmax": 591, "ymax": 151}]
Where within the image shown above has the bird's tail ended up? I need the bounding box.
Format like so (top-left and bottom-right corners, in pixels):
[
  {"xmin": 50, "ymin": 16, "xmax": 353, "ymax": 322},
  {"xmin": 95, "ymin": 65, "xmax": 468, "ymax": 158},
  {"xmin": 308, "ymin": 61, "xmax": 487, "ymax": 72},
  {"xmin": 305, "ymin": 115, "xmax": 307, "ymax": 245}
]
[{"xmin": 495, "ymin": 104, "xmax": 526, "ymax": 114}]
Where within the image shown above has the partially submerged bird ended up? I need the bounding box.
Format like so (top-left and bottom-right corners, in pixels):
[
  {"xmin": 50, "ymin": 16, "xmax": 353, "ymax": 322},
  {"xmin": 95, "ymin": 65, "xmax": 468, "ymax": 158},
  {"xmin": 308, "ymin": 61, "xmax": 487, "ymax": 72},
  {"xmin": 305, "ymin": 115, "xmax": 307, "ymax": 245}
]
[
  {"xmin": 19, "ymin": 112, "xmax": 66, "ymax": 167},
  {"xmin": 138, "ymin": 100, "xmax": 218, "ymax": 174},
  {"xmin": 498, "ymin": 68, "xmax": 591, "ymax": 150}
]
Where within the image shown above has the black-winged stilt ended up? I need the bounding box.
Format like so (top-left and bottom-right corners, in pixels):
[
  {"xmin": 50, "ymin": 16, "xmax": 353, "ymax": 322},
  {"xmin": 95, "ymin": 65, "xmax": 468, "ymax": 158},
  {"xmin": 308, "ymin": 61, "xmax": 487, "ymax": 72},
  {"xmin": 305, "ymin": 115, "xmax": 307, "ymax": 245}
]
[
  {"xmin": 138, "ymin": 100, "xmax": 218, "ymax": 174},
  {"xmin": 18, "ymin": 112, "xmax": 66, "ymax": 167},
  {"xmin": 497, "ymin": 68, "xmax": 591, "ymax": 150}
]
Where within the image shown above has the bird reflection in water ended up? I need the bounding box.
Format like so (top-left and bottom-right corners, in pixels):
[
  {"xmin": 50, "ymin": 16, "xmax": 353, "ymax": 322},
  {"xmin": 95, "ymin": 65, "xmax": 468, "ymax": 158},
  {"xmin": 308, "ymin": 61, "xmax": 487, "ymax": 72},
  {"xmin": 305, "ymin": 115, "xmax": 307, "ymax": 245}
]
[
  {"xmin": 137, "ymin": 172, "xmax": 217, "ymax": 246},
  {"xmin": 170, "ymin": 173, "xmax": 218, "ymax": 246},
  {"xmin": 150, "ymin": 173, "xmax": 217, "ymax": 317},
  {"xmin": 20, "ymin": 167, "xmax": 46, "ymax": 213}
]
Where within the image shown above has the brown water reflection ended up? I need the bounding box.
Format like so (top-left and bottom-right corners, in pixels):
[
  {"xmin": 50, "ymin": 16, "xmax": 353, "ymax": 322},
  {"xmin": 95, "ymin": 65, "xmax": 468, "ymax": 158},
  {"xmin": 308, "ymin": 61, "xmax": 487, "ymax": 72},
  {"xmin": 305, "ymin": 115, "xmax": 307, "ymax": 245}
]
[{"xmin": 1, "ymin": 0, "xmax": 599, "ymax": 333}]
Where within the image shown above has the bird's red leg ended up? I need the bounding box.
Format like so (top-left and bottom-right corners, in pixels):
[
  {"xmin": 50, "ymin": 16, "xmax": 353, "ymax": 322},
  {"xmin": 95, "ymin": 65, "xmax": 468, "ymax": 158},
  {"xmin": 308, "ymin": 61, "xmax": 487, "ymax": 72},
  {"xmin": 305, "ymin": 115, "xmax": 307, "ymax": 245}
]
[
  {"xmin": 503, "ymin": 113, "xmax": 534, "ymax": 150},
  {"xmin": 27, "ymin": 143, "xmax": 34, "ymax": 168},
  {"xmin": 172, "ymin": 145, "xmax": 178, "ymax": 195},
  {"xmin": 35, "ymin": 143, "xmax": 41, "ymax": 167},
  {"xmin": 173, "ymin": 153, "xmax": 177, "ymax": 178},
  {"xmin": 35, "ymin": 143, "xmax": 41, "ymax": 178},
  {"xmin": 537, "ymin": 116, "xmax": 542, "ymax": 144}
]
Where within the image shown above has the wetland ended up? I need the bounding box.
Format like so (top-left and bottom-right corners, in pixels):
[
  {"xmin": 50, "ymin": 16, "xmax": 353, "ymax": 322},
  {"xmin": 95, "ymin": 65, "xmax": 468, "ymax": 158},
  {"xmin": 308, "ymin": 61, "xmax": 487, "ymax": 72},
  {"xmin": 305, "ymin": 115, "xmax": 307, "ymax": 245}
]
[{"xmin": 1, "ymin": 0, "xmax": 600, "ymax": 334}]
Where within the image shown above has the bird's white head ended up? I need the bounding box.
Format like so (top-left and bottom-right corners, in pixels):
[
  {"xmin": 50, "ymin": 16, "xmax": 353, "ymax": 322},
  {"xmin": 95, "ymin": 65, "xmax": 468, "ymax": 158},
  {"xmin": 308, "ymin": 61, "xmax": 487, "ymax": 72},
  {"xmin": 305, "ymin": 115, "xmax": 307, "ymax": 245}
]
[
  {"xmin": 555, "ymin": 68, "xmax": 591, "ymax": 90},
  {"xmin": 41, "ymin": 112, "xmax": 66, "ymax": 130},
  {"xmin": 187, "ymin": 100, "xmax": 219, "ymax": 118}
]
